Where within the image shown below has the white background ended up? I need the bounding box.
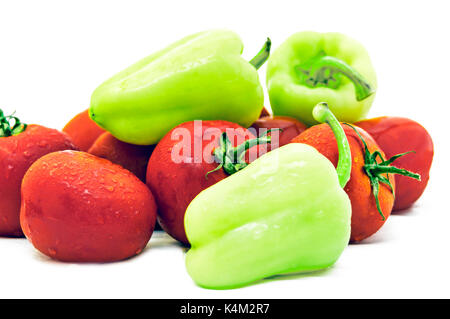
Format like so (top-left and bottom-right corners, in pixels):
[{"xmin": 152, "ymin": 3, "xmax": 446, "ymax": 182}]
[{"xmin": 0, "ymin": 0, "xmax": 449, "ymax": 298}]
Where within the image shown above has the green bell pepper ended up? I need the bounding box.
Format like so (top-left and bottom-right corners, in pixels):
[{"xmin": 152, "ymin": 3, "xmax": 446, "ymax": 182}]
[
  {"xmin": 89, "ymin": 30, "xmax": 270, "ymax": 145},
  {"xmin": 267, "ymin": 31, "xmax": 377, "ymax": 126},
  {"xmin": 184, "ymin": 103, "xmax": 352, "ymax": 289}
]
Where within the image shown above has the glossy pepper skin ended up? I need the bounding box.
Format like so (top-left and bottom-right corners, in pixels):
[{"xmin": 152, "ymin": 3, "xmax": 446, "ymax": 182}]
[
  {"xmin": 90, "ymin": 30, "xmax": 267, "ymax": 145},
  {"xmin": 355, "ymin": 117, "xmax": 433, "ymax": 211},
  {"xmin": 267, "ymin": 31, "xmax": 377, "ymax": 125},
  {"xmin": 184, "ymin": 103, "xmax": 352, "ymax": 289},
  {"xmin": 0, "ymin": 114, "xmax": 77, "ymax": 237}
]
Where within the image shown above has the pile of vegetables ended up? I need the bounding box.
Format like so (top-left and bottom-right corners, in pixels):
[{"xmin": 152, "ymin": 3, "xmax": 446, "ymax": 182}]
[{"xmin": 0, "ymin": 29, "xmax": 434, "ymax": 289}]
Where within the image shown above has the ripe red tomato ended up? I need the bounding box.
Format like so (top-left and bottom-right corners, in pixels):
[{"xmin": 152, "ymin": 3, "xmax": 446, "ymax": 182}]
[
  {"xmin": 63, "ymin": 109, "xmax": 105, "ymax": 152},
  {"xmin": 20, "ymin": 151, "xmax": 157, "ymax": 262},
  {"xmin": 88, "ymin": 132, "xmax": 155, "ymax": 182},
  {"xmin": 0, "ymin": 124, "xmax": 76, "ymax": 236},
  {"xmin": 146, "ymin": 120, "xmax": 262, "ymax": 244},
  {"xmin": 251, "ymin": 116, "xmax": 307, "ymax": 151},
  {"xmin": 355, "ymin": 117, "xmax": 433, "ymax": 211}
]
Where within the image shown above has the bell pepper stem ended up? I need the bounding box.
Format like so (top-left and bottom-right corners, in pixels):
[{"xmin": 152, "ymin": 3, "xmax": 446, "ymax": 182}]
[
  {"xmin": 249, "ymin": 38, "xmax": 271, "ymax": 70},
  {"xmin": 298, "ymin": 54, "xmax": 375, "ymax": 101},
  {"xmin": 313, "ymin": 102, "xmax": 352, "ymax": 188},
  {"xmin": 0, "ymin": 109, "xmax": 27, "ymax": 137}
]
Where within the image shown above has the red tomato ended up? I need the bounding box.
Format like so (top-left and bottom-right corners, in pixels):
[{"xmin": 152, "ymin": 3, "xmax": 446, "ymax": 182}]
[
  {"xmin": 251, "ymin": 116, "xmax": 308, "ymax": 151},
  {"xmin": 63, "ymin": 109, "xmax": 105, "ymax": 152},
  {"xmin": 146, "ymin": 120, "xmax": 262, "ymax": 244},
  {"xmin": 20, "ymin": 151, "xmax": 157, "ymax": 262},
  {"xmin": 88, "ymin": 132, "xmax": 155, "ymax": 182},
  {"xmin": 355, "ymin": 117, "xmax": 433, "ymax": 211},
  {"xmin": 0, "ymin": 124, "xmax": 76, "ymax": 237},
  {"xmin": 292, "ymin": 124, "xmax": 395, "ymax": 242}
]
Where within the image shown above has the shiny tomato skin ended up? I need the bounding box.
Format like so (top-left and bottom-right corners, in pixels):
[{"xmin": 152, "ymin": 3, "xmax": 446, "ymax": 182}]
[
  {"xmin": 251, "ymin": 116, "xmax": 308, "ymax": 151},
  {"xmin": 0, "ymin": 125, "xmax": 76, "ymax": 237},
  {"xmin": 355, "ymin": 117, "xmax": 433, "ymax": 211},
  {"xmin": 20, "ymin": 151, "xmax": 157, "ymax": 262},
  {"xmin": 63, "ymin": 109, "xmax": 105, "ymax": 152},
  {"xmin": 146, "ymin": 120, "xmax": 260, "ymax": 244},
  {"xmin": 88, "ymin": 132, "xmax": 155, "ymax": 182}
]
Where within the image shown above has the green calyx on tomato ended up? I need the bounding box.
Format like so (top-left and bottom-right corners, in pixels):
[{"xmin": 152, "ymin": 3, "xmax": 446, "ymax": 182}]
[
  {"xmin": 0, "ymin": 109, "xmax": 27, "ymax": 137},
  {"xmin": 345, "ymin": 123, "xmax": 421, "ymax": 220},
  {"xmin": 206, "ymin": 129, "xmax": 278, "ymax": 177}
]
